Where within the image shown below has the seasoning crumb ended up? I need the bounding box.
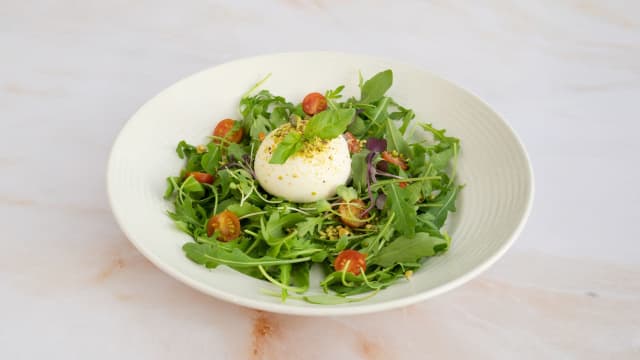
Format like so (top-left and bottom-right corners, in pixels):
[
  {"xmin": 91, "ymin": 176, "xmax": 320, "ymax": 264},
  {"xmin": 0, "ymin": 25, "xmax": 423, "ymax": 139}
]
[
  {"xmin": 196, "ymin": 145, "xmax": 207, "ymax": 154},
  {"xmin": 292, "ymin": 173, "xmax": 299, "ymax": 178},
  {"xmin": 337, "ymin": 226, "xmax": 351, "ymax": 238},
  {"xmin": 404, "ymin": 270, "xmax": 413, "ymax": 280},
  {"xmin": 277, "ymin": 175, "xmax": 283, "ymax": 180},
  {"xmin": 311, "ymin": 191, "xmax": 317, "ymax": 196}
]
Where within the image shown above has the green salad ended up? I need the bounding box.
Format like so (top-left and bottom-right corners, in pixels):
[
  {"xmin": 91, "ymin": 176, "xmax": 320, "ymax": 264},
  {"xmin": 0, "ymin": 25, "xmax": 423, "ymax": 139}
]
[{"xmin": 164, "ymin": 70, "xmax": 462, "ymax": 304}]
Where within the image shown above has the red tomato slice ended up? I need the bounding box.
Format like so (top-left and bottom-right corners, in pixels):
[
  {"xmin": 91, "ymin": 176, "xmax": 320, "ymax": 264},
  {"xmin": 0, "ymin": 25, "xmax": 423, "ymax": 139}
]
[
  {"xmin": 334, "ymin": 250, "xmax": 367, "ymax": 275},
  {"xmin": 206, "ymin": 210, "xmax": 241, "ymax": 241},
  {"xmin": 302, "ymin": 92, "xmax": 328, "ymax": 115},
  {"xmin": 186, "ymin": 171, "xmax": 214, "ymax": 184},
  {"xmin": 213, "ymin": 119, "xmax": 243, "ymax": 144}
]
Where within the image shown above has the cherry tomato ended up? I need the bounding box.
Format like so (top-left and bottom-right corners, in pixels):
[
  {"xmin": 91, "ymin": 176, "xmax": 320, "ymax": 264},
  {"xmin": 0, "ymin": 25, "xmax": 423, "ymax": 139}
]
[
  {"xmin": 206, "ymin": 210, "xmax": 241, "ymax": 241},
  {"xmin": 334, "ymin": 249, "xmax": 367, "ymax": 275},
  {"xmin": 186, "ymin": 171, "xmax": 214, "ymax": 184},
  {"xmin": 381, "ymin": 151, "xmax": 408, "ymax": 170},
  {"xmin": 302, "ymin": 92, "xmax": 327, "ymax": 115},
  {"xmin": 213, "ymin": 119, "xmax": 244, "ymax": 144},
  {"xmin": 338, "ymin": 198, "xmax": 367, "ymax": 228},
  {"xmin": 344, "ymin": 132, "xmax": 361, "ymax": 153}
]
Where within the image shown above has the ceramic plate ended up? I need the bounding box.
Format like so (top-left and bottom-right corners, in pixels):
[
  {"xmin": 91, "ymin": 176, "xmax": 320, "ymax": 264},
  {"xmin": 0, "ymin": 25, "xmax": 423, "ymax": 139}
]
[{"xmin": 107, "ymin": 52, "xmax": 533, "ymax": 316}]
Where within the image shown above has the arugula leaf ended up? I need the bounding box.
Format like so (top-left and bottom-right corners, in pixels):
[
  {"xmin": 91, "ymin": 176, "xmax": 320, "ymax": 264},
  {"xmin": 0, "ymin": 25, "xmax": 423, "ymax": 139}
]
[
  {"xmin": 176, "ymin": 140, "xmax": 196, "ymax": 159},
  {"xmin": 336, "ymin": 185, "xmax": 358, "ymax": 202},
  {"xmin": 360, "ymin": 69, "xmax": 393, "ymax": 104},
  {"xmin": 409, "ymin": 143, "xmax": 427, "ymax": 174},
  {"xmin": 304, "ymin": 108, "xmax": 355, "ymax": 140},
  {"xmin": 347, "ymin": 116, "xmax": 366, "ymax": 137},
  {"xmin": 296, "ymin": 216, "xmax": 324, "ymax": 237},
  {"xmin": 427, "ymin": 185, "xmax": 462, "ymax": 228},
  {"xmin": 225, "ymin": 202, "xmax": 262, "ymax": 218},
  {"xmin": 420, "ymin": 123, "xmax": 459, "ymax": 145},
  {"xmin": 279, "ymin": 263, "xmax": 292, "ymax": 301},
  {"xmin": 201, "ymin": 143, "xmax": 221, "ymax": 174},
  {"xmin": 311, "ymin": 251, "xmax": 328, "ymax": 262},
  {"xmin": 325, "ymin": 85, "xmax": 345, "ymax": 100},
  {"xmin": 183, "ymin": 242, "xmax": 311, "ymax": 268},
  {"xmin": 385, "ymin": 117, "xmax": 410, "ymax": 156},
  {"xmin": 262, "ymin": 213, "xmax": 305, "ymax": 246},
  {"xmin": 363, "ymin": 97, "xmax": 390, "ymax": 138},
  {"xmin": 164, "ymin": 177, "xmax": 178, "ymax": 199},
  {"xmin": 300, "ymin": 292, "xmax": 378, "ymax": 305},
  {"xmin": 430, "ymin": 148, "xmax": 454, "ymax": 171},
  {"xmin": 385, "ymin": 184, "xmax": 416, "ymax": 237},
  {"xmin": 249, "ymin": 115, "xmax": 270, "ymax": 140},
  {"xmin": 335, "ymin": 236, "xmax": 349, "ymax": 251},
  {"xmin": 269, "ymin": 132, "xmax": 303, "ymax": 164},
  {"xmin": 369, "ymin": 233, "xmax": 447, "ymax": 267},
  {"xmin": 168, "ymin": 196, "xmax": 205, "ymax": 232},
  {"xmin": 227, "ymin": 143, "xmax": 248, "ymax": 161},
  {"xmin": 181, "ymin": 176, "xmax": 205, "ymax": 199},
  {"xmin": 290, "ymin": 262, "xmax": 310, "ymax": 292},
  {"xmin": 350, "ymin": 151, "xmax": 369, "ymax": 193}
]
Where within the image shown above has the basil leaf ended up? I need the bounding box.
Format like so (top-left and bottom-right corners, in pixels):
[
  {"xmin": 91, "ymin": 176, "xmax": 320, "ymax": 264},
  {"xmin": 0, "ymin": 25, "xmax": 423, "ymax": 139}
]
[
  {"xmin": 304, "ymin": 108, "xmax": 355, "ymax": 140},
  {"xmin": 369, "ymin": 233, "xmax": 447, "ymax": 267},
  {"xmin": 360, "ymin": 70, "xmax": 393, "ymax": 104},
  {"xmin": 269, "ymin": 132, "xmax": 303, "ymax": 164}
]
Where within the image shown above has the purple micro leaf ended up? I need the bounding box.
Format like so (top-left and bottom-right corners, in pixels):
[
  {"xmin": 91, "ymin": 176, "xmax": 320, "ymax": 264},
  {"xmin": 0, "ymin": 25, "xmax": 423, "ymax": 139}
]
[
  {"xmin": 376, "ymin": 160, "xmax": 388, "ymax": 173},
  {"xmin": 375, "ymin": 170, "xmax": 403, "ymax": 179},
  {"xmin": 366, "ymin": 152, "xmax": 377, "ymax": 183},
  {"xmin": 366, "ymin": 137, "xmax": 387, "ymax": 152},
  {"xmin": 375, "ymin": 192, "xmax": 387, "ymax": 210}
]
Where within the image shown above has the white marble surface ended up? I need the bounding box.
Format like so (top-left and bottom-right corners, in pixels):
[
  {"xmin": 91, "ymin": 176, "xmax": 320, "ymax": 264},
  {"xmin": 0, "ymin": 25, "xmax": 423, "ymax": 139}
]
[{"xmin": 2, "ymin": 0, "xmax": 639, "ymax": 359}]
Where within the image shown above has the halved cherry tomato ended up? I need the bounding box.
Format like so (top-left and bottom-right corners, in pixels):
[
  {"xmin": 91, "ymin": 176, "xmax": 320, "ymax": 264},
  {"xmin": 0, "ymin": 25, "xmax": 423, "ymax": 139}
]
[
  {"xmin": 213, "ymin": 119, "xmax": 243, "ymax": 144},
  {"xmin": 206, "ymin": 210, "xmax": 241, "ymax": 241},
  {"xmin": 381, "ymin": 151, "xmax": 408, "ymax": 170},
  {"xmin": 338, "ymin": 198, "xmax": 367, "ymax": 228},
  {"xmin": 334, "ymin": 249, "xmax": 367, "ymax": 275},
  {"xmin": 344, "ymin": 132, "xmax": 361, "ymax": 153},
  {"xmin": 186, "ymin": 171, "xmax": 214, "ymax": 184},
  {"xmin": 302, "ymin": 92, "xmax": 327, "ymax": 115}
]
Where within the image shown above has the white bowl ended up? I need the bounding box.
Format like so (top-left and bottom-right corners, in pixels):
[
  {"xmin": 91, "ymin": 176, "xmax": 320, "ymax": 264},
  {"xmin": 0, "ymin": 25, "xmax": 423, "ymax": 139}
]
[{"xmin": 107, "ymin": 52, "xmax": 534, "ymax": 316}]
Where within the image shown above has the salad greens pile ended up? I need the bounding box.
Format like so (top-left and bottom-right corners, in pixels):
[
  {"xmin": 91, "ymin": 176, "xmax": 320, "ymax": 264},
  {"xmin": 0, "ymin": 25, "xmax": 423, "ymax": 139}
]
[{"xmin": 164, "ymin": 69, "xmax": 462, "ymax": 304}]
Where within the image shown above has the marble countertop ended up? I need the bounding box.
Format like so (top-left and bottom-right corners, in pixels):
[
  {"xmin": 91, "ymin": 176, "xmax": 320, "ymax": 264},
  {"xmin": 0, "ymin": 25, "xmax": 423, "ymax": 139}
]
[{"xmin": 2, "ymin": 1, "xmax": 639, "ymax": 359}]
